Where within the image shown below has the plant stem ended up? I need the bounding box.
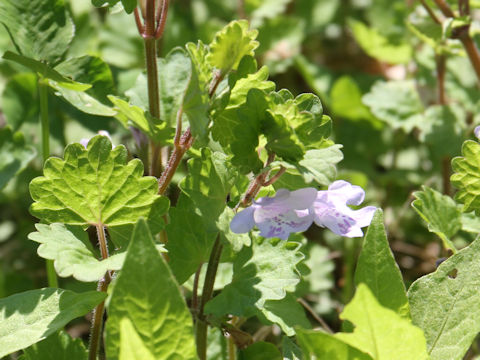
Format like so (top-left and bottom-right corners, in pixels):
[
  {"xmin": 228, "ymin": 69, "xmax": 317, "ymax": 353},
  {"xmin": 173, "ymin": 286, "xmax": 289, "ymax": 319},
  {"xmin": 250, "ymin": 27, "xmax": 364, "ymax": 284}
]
[
  {"xmin": 38, "ymin": 76, "xmax": 58, "ymax": 289},
  {"xmin": 196, "ymin": 235, "xmax": 223, "ymax": 360},
  {"xmin": 432, "ymin": 0, "xmax": 480, "ymax": 84},
  {"xmin": 88, "ymin": 224, "xmax": 112, "ymax": 360},
  {"xmin": 435, "ymin": 54, "xmax": 447, "ymax": 105}
]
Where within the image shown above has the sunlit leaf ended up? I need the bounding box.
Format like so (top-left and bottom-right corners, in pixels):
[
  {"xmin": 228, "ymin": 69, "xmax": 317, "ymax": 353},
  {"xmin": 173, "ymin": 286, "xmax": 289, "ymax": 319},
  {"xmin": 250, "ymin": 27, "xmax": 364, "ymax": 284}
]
[
  {"xmin": 30, "ymin": 135, "xmax": 165, "ymax": 227},
  {"xmin": 408, "ymin": 236, "xmax": 480, "ymax": 360},
  {"xmin": 207, "ymin": 20, "xmax": 259, "ymax": 74},
  {"xmin": 105, "ymin": 219, "xmax": 196, "ymax": 360},
  {"xmin": 355, "ymin": 210, "xmax": 410, "ymax": 318},
  {"xmin": 412, "ymin": 186, "xmax": 461, "ymax": 251},
  {"xmin": 451, "ymin": 140, "xmax": 480, "ymax": 213},
  {"xmin": 336, "ymin": 284, "xmax": 428, "ymax": 360}
]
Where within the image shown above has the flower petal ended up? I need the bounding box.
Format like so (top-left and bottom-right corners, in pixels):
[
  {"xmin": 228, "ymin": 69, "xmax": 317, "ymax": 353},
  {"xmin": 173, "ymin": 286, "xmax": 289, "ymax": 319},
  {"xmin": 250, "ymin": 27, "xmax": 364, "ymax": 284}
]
[
  {"xmin": 284, "ymin": 187, "xmax": 318, "ymax": 209},
  {"xmin": 313, "ymin": 202, "xmax": 358, "ymax": 237},
  {"xmin": 349, "ymin": 206, "xmax": 377, "ymax": 228},
  {"xmin": 256, "ymin": 209, "xmax": 314, "ymax": 240},
  {"xmin": 230, "ymin": 206, "xmax": 256, "ymax": 234},
  {"xmin": 328, "ymin": 180, "xmax": 365, "ymax": 205}
]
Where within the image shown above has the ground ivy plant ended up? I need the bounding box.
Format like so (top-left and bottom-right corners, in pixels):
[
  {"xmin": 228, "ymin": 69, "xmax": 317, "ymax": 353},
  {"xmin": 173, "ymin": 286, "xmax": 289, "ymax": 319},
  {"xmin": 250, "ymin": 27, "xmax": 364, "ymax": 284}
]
[{"xmin": 3, "ymin": 0, "xmax": 480, "ymax": 359}]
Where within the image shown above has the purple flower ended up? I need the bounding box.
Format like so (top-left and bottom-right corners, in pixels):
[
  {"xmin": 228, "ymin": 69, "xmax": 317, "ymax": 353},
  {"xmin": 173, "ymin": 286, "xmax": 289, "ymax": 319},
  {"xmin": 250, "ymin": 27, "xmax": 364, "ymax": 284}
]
[
  {"xmin": 230, "ymin": 181, "xmax": 376, "ymax": 239},
  {"xmin": 313, "ymin": 180, "xmax": 376, "ymax": 237},
  {"xmin": 475, "ymin": 125, "xmax": 480, "ymax": 140},
  {"xmin": 230, "ymin": 188, "xmax": 317, "ymax": 240}
]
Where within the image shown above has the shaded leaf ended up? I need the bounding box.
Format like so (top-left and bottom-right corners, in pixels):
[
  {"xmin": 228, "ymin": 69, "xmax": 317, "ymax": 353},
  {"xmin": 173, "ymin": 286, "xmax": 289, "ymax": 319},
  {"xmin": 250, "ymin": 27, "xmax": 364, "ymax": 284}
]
[
  {"xmin": 362, "ymin": 80, "xmax": 424, "ymax": 131},
  {"xmin": 0, "ymin": 288, "xmax": 106, "ymax": 358},
  {"xmin": 0, "ymin": 0, "xmax": 74, "ymax": 65},
  {"xmin": 238, "ymin": 342, "xmax": 282, "ymax": 360},
  {"xmin": 296, "ymin": 329, "xmax": 372, "ymax": 360},
  {"xmin": 22, "ymin": 331, "xmax": 87, "ymax": 360},
  {"xmin": 2, "ymin": 72, "xmax": 38, "ymax": 130},
  {"xmin": 205, "ymin": 238, "xmax": 304, "ymax": 317},
  {"xmin": 0, "ymin": 127, "xmax": 36, "ymax": 190}
]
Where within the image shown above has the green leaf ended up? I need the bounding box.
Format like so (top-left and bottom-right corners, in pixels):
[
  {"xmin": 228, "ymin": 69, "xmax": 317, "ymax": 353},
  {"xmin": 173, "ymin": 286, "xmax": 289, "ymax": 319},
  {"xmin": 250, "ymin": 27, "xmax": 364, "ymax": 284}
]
[
  {"xmin": 205, "ymin": 238, "xmax": 304, "ymax": 318},
  {"xmin": 207, "ymin": 20, "xmax": 259, "ymax": 74},
  {"xmin": 158, "ymin": 48, "xmax": 192, "ymax": 126},
  {"xmin": 282, "ymin": 336, "xmax": 303, "ymax": 360},
  {"xmin": 0, "ymin": 288, "xmax": 106, "ymax": 358},
  {"xmin": 179, "ymin": 148, "xmax": 239, "ymax": 232},
  {"xmin": 408, "ymin": 236, "xmax": 480, "ymax": 360},
  {"xmin": 166, "ymin": 194, "xmax": 217, "ymax": 284},
  {"xmin": 296, "ymin": 329, "xmax": 372, "ymax": 360},
  {"xmin": 238, "ymin": 342, "xmax": 282, "ymax": 360},
  {"xmin": 0, "ymin": 0, "xmax": 74, "ymax": 65},
  {"xmin": 412, "ymin": 186, "xmax": 461, "ymax": 252},
  {"xmin": 451, "ymin": 140, "xmax": 480, "ymax": 213},
  {"xmin": 119, "ymin": 318, "xmax": 155, "ymax": 360},
  {"xmin": 2, "ymin": 72, "xmax": 38, "ymax": 130},
  {"xmin": 30, "ymin": 135, "xmax": 165, "ymax": 227},
  {"xmin": 0, "ymin": 127, "xmax": 36, "ymax": 190},
  {"xmin": 108, "ymin": 95, "xmax": 174, "ymax": 143},
  {"xmin": 245, "ymin": 0, "xmax": 291, "ymax": 27},
  {"xmin": 48, "ymin": 80, "xmax": 116, "ymax": 116},
  {"xmin": 54, "ymin": 55, "xmax": 115, "ymax": 104},
  {"xmin": 349, "ymin": 19, "xmax": 412, "ymax": 64},
  {"xmin": 28, "ymin": 223, "xmax": 165, "ymax": 282},
  {"xmin": 2, "ymin": 51, "xmax": 89, "ymax": 89},
  {"xmin": 260, "ymin": 294, "xmax": 311, "ymax": 336},
  {"xmin": 354, "ymin": 210, "xmax": 410, "ymax": 318},
  {"xmin": 105, "ymin": 219, "xmax": 196, "ymax": 360},
  {"xmin": 418, "ymin": 105, "xmax": 465, "ymax": 160},
  {"xmin": 121, "ymin": 0, "xmax": 137, "ymax": 13},
  {"xmin": 184, "ymin": 41, "xmax": 211, "ymax": 140},
  {"xmin": 362, "ymin": 80, "xmax": 424, "ymax": 131},
  {"xmin": 330, "ymin": 76, "xmax": 380, "ymax": 126},
  {"xmin": 335, "ymin": 284, "xmax": 429, "ymax": 360},
  {"xmin": 22, "ymin": 331, "xmax": 87, "ymax": 360}
]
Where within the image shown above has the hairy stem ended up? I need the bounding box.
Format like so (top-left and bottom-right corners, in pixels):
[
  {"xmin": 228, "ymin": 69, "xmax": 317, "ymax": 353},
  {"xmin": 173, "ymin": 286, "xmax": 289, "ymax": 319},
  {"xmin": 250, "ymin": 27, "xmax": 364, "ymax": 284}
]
[
  {"xmin": 196, "ymin": 235, "xmax": 223, "ymax": 360},
  {"xmin": 38, "ymin": 76, "xmax": 58, "ymax": 288},
  {"xmin": 88, "ymin": 224, "xmax": 111, "ymax": 360}
]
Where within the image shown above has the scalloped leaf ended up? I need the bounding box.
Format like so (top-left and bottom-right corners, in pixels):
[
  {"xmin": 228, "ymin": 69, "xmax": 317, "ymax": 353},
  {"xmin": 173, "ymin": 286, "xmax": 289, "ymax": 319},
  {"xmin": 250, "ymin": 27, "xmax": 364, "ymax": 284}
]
[
  {"xmin": 207, "ymin": 20, "xmax": 259, "ymax": 74},
  {"xmin": 205, "ymin": 238, "xmax": 304, "ymax": 318},
  {"xmin": 412, "ymin": 186, "xmax": 461, "ymax": 251},
  {"xmin": 451, "ymin": 140, "xmax": 480, "ymax": 213},
  {"xmin": 29, "ymin": 135, "xmax": 166, "ymax": 227},
  {"xmin": 28, "ymin": 223, "xmax": 165, "ymax": 282}
]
